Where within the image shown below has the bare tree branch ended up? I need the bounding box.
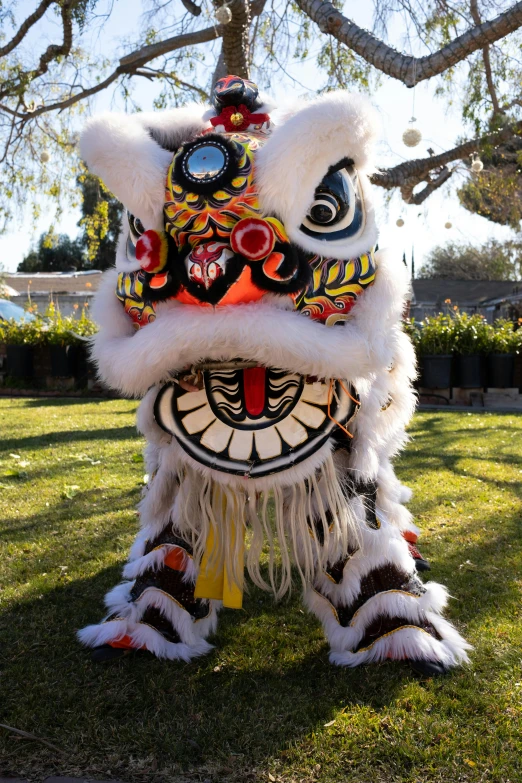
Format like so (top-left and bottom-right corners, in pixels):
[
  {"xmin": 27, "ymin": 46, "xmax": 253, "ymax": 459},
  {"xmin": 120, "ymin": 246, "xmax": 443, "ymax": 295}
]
[
  {"xmin": 118, "ymin": 23, "xmax": 222, "ymax": 70},
  {"xmin": 372, "ymin": 119, "xmax": 522, "ymax": 195},
  {"xmin": 470, "ymin": 0, "xmax": 502, "ymax": 116},
  {"xmin": 402, "ymin": 165, "xmax": 455, "ymax": 205},
  {"xmin": 0, "ymin": 0, "xmax": 75, "ymax": 101},
  {"xmin": 0, "ymin": 0, "xmax": 55, "ymax": 58},
  {"xmin": 294, "ymin": 0, "xmax": 522, "ymax": 86}
]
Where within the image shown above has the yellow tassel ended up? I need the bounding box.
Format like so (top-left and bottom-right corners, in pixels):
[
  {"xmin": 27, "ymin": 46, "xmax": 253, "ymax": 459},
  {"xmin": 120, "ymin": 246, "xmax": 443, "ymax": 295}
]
[{"xmin": 194, "ymin": 490, "xmax": 244, "ymax": 609}]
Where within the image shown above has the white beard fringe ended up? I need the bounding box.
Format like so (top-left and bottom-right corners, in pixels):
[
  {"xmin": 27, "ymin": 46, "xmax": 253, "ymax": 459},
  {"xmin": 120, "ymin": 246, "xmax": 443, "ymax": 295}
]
[{"xmin": 171, "ymin": 452, "xmax": 359, "ymax": 602}]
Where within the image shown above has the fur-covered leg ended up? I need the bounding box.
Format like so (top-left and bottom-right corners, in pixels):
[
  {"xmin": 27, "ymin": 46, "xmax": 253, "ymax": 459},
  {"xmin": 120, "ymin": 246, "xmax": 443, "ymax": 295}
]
[
  {"xmin": 302, "ymin": 488, "xmax": 471, "ymax": 671},
  {"xmin": 78, "ymin": 520, "xmax": 219, "ymax": 661},
  {"xmin": 78, "ymin": 423, "xmax": 219, "ymax": 662}
]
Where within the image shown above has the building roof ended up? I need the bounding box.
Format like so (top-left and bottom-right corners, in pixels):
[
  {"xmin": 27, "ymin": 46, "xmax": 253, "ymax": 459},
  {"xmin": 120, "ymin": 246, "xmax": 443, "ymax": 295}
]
[
  {"xmin": 411, "ymin": 279, "xmax": 522, "ymax": 305},
  {"xmin": 5, "ymin": 270, "xmax": 102, "ymax": 295}
]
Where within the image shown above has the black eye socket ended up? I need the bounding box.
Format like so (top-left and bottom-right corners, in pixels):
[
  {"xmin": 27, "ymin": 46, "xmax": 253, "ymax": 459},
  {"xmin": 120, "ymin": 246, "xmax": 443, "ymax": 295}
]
[
  {"xmin": 300, "ymin": 160, "xmax": 365, "ymax": 242},
  {"xmin": 126, "ymin": 211, "xmax": 145, "ymax": 261},
  {"xmin": 128, "ymin": 212, "xmax": 145, "ymax": 240},
  {"xmin": 309, "ymin": 195, "xmax": 339, "ymax": 225}
]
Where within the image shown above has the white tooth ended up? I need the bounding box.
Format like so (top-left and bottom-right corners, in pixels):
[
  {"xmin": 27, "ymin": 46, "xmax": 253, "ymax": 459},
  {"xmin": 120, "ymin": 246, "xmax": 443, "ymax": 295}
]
[
  {"xmin": 200, "ymin": 419, "xmax": 233, "ymax": 453},
  {"xmin": 301, "ymin": 382, "xmax": 329, "ymax": 405},
  {"xmin": 229, "ymin": 429, "xmax": 254, "ymax": 460},
  {"xmin": 182, "ymin": 404, "xmax": 216, "ymax": 434},
  {"xmin": 177, "ymin": 389, "xmax": 208, "ymax": 411},
  {"xmin": 254, "ymin": 427, "xmax": 282, "ymax": 459},
  {"xmin": 276, "ymin": 416, "xmax": 308, "ymax": 448},
  {"xmin": 292, "ymin": 400, "xmax": 326, "ymax": 429}
]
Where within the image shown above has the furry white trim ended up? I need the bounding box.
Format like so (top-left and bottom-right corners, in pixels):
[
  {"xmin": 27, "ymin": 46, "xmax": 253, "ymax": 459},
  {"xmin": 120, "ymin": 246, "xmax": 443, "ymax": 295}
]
[
  {"xmin": 77, "ymin": 619, "xmax": 213, "ymax": 661},
  {"xmin": 122, "ymin": 544, "xmax": 197, "ymax": 581},
  {"xmin": 90, "ymin": 248, "xmax": 408, "ymax": 398},
  {"xmin": 101, "ymin": 580, "xmax": 220, "ymax": 645},
  {"xmin": 256, "ymin": 91, "xmax": 379, "ymax": 260},
  {"xmin": 79, "ymin": 105, "xmax": 209, "ymax": 229},
  {"xmin": 305, "ymin": 581, "xmax": 449, "ymax": 653},
  {"xmin": 329, "ymin": 622, "xmax": 470, "ymax": 668}
]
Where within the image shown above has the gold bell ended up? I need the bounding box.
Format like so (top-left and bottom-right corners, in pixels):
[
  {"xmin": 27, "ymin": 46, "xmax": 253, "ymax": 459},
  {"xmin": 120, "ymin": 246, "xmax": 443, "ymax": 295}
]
[{"xmin": 230, "ymin": 112, "xmax": 244, "ymax": 126}]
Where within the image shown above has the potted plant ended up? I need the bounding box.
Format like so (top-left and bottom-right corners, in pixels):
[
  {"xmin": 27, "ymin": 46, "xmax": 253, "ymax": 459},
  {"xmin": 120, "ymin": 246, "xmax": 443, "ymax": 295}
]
[
  {"xmin": 45, "ymin": 303, "xmax": 81, "ymax": 377},
  {"xmin": 69, "ymin": 307, "xmax": 98, "ymax": 386},
  {"xmin": 486, "ymin": 319, "xmax": 520, "ymax": 388},
  {"xmin": 0, "ymin": 315, "xmax": 44, "ymax": 380},
  {"xmin": 416, "ymin": 313, "xmax": 454, "ymax": 389},
  {"xmin": 452, "ymin": 311, "xmax": 490, "ymax": 388}
]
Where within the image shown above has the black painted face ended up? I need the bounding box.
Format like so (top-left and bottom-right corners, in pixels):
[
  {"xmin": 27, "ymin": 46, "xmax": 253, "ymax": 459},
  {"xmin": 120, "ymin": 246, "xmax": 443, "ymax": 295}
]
[{"xmin": 300, "ymin": 158, "xmax": 365, "ymax": 242}]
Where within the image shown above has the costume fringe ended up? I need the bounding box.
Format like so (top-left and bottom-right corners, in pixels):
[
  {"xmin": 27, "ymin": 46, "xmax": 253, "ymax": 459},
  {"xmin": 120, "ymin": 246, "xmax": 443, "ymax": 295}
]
[{"xmin": 171, "ymin": 452, "xmax": 358, "ymax": 600}]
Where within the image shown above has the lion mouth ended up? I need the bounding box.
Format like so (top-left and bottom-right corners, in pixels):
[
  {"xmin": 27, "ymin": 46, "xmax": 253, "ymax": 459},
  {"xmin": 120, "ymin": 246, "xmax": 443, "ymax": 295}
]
[{"xmin": 153, "ymin": 364, "xmax": 358, "ymax": 477}]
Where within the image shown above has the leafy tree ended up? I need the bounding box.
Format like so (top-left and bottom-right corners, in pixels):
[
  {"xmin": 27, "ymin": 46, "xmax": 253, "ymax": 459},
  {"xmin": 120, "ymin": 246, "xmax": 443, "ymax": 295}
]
[
  {"xmin": 17, "ymin": 232, "xmax": 84, "ymax": 272},
  {"xmin": 418, "ymin": 239, "xmax": 522, "ymax": 281},
  {"xmin": 17, "ymin": 171, "xmax": 122, "ymax": 272},
  {"xmin": 77, "ymin": 173, "xmax": 123, "ymax": 270},
  {"xmin": 1, "ymin": 0, "xmax": 522, "ymax": 224}
]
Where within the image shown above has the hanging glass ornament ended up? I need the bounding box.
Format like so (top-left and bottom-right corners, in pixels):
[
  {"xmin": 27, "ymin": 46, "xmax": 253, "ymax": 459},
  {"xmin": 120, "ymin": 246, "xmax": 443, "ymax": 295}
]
[
  {"xmin": 402, "ymin": 118, "xmax": 422, "ymax": 148},
  {"xmin": 215, "ymin": 4, "xmax": 232, "ymax": 23},
  {"xmin": 396, "ymin": 218, "xmax": 405, "ymax": 227},
  {"xmin": 471, "ymin": 155, "xmax": 484, "ymax": 173},
  {"xmin": 445, "ymin": 221, "xmax": 452, "ymax": 229},
  {"xmin": 40, "ymin": 151, "xmax": 50, "ymax": 163}
]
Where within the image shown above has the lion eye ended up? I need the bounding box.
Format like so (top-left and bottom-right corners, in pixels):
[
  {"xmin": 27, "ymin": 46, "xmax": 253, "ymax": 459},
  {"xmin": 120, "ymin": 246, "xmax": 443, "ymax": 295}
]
[
  {"xmin": 126, "ymin": 212, "xmax": 146, "ymax": 261},
  {"xmin": 301, "ymin": 159, "xmax": 365, "ymax": 241}
]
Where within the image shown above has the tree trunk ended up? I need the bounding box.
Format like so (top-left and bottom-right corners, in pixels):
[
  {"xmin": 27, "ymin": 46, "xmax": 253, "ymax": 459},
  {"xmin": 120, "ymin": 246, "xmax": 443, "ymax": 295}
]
[{"xmin": 217, "ymin": 0, "xmax": 251, "ymax": 79}]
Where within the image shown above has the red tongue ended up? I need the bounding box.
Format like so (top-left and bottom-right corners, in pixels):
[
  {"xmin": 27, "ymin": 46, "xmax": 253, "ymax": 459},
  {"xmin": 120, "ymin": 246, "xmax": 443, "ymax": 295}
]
[{"xmin": 243, "ymin": 367, "xmax": 266, "ymax": 416}]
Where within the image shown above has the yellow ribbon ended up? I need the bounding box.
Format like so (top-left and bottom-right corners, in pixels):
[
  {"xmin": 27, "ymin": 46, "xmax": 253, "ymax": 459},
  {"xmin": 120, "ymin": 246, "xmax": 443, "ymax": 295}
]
[{"xmin": 194, "ymin": 490, "xmax": 245, "ymax": 609}]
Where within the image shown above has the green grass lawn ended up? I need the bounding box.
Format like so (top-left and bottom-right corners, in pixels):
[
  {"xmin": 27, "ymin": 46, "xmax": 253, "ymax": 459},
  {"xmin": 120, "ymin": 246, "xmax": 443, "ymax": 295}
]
[{"xmin": 0, "ymin": 398, "xmax": 521, "ymax": 783}]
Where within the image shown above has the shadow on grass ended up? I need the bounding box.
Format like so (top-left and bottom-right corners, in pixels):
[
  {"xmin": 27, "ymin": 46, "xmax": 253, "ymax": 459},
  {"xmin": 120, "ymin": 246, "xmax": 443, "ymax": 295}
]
[
  {"xmin": 0, "ymin": 564, "xmax": 412, "ymax": 771},
  {"xmin": 16, "ymin": 397, "xmax": 138, "ymax": 413},
  {"xmin": 1, "ymin": 497, "xmax": 521, "ymax": 774},
  {"xmin": 0, "ymin": 425, "xmax": 138, "ymax": 453},
  {"xmin": 0, "ymin": 485, "xmax": 140, "ymax": 546}
]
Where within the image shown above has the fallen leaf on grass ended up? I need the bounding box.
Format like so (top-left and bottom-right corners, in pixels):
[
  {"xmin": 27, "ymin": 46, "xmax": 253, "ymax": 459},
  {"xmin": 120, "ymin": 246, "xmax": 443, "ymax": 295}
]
[
  {"xmin": 3, "ymin": 469, "xmax": 27, "ymax": 479},
  {"xmin": 324, "ymin": 719, "xmax": 336, "ymax": 727},
  {"xmin": 464, "ymin": 759, "xmax": 476, "ymax": 767},
  {"xmin": 62, "ymin": 484, "xmax": 80, "ymax": 499}
]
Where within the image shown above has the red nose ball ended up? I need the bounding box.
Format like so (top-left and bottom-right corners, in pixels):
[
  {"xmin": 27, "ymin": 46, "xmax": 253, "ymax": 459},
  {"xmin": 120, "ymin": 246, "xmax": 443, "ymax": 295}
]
[
  {"xmin": 230, "ymin": 218, "xmax": 276, "ymax": 261},
  {"xmin": 136, "ymin": 230, "xmax": 169, "ymax": 273}
]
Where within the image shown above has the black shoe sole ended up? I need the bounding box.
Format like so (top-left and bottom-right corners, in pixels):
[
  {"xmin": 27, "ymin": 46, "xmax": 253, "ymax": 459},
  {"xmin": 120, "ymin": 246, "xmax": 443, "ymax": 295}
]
[
  {"xmin": 91, "ymin": 644, "xmax": 134, "ymax": 663},
  {"xmin": 409, "ymin": 658, "xmax": 450, "ymax": 677}
]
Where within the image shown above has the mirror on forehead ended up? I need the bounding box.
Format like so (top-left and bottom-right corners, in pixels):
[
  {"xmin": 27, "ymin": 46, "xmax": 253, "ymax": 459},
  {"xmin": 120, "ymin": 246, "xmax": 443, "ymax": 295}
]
[
  {"xmin": 300, "ymin": 158, "xmax": 366, "ymax": 243},
  {"xmin": 184, "ymin": 143, "xmax": 228, "ymax": 182}
]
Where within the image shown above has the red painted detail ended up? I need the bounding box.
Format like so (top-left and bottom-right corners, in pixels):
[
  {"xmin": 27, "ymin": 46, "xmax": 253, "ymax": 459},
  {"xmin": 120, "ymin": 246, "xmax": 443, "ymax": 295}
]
[
  {"xmin": 407, "ymin": 542, "xmax": 423, "ymax": 561},
  {"xmin": 243, "ymin": 367, "xmax": 266, "ymax": 416},
  {"xmin": 402, "ymin": 530, "xmax": 418, "ymax": 544},
  {"xmin": 209, "ymin": 104, "xmax": 269, "ymax": 132},
  {"xmin": 136, "ymin": 230, "xmax": 168, "ymax": 273},
  {"xmin": 230, "ymin": 218, "xmax": 275, "ymax": 261},
  {"xmin": 164, "ymin": 546, "xmax": 189, "ymax": 571},
  {"xmin": 109, "ymin": 634, "xmax": 145, "ymax": 650},
  {"xmin": 149, "ymin": 272, "xmax": 168, "ymax": 289}
]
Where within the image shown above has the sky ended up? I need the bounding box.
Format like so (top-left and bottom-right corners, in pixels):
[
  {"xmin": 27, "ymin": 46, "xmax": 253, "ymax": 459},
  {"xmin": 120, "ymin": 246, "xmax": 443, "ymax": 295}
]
[{"xmin": 0, "ymin": 0, "xmax": 515, "ymax": 273}]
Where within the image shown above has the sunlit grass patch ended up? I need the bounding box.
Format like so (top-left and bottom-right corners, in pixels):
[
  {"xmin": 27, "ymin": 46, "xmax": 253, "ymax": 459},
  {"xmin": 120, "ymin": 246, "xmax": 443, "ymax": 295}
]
[{"xmin": 0, "ymin": 400, "xmax": 521, "ymax": 783}]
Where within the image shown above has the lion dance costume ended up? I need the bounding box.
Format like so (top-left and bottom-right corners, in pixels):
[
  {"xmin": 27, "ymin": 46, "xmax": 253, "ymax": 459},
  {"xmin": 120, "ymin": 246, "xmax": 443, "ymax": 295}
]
[{"xmin": 78, "ymin": 77, "xmax": 470, "ymax": 675}]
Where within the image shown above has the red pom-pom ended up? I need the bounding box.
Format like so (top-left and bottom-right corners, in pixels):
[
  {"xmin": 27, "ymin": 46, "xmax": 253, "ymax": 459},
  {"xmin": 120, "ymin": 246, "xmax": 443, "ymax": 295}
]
[
  {"xmin": 136, "ymin": 230, "xmax": 169, "ymax": 273},
  {"xmin": 230, "ymin": 218, "xmax": 275, "ymax": 261}
]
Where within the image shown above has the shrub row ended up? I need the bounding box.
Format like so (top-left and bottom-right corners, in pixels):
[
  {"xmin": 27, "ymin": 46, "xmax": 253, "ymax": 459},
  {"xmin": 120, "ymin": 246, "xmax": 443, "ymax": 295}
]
[{"xmin": 404, "ymin": 312, "xmax": 522, "ymax": 389}]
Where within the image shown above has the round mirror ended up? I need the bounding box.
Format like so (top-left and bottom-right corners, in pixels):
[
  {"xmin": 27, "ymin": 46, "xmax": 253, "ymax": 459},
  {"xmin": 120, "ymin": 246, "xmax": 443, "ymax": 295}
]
[{"xmin": 184, "ymin": 143, "xmax": 227, "ymax": 181}]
